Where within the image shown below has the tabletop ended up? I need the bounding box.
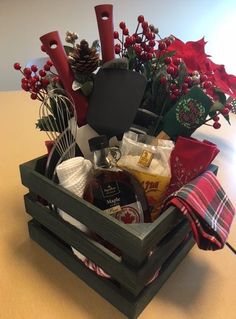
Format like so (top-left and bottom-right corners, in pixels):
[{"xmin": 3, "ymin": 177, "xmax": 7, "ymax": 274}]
[{"xmin": 0, "ymin": 91, "xmax": 235, "ymax": 319}]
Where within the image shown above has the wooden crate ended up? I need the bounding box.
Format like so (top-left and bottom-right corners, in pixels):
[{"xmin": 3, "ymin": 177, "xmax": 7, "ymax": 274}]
[{"xmin": 19, "ymin": 155, "xmax": 217, "ymax": 318}]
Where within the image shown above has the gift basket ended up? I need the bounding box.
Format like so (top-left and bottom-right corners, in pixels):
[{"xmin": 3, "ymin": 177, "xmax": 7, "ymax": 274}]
[{"xmin": 17, "ymin": 4, "xmax": 236, "ymax": 318}]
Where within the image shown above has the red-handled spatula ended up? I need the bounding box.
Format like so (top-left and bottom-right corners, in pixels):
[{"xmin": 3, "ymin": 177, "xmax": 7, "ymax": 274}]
[
  {"xmin": 94, "ymin": 4, "xmax": 115, "ymax": 63},
  {"xmin": 87, "ymin": 5, "xmax": 147, "ymax": 137},
  {"xmin": 40, "ymin": 31, "xmax": 88, "ymax": 126}
]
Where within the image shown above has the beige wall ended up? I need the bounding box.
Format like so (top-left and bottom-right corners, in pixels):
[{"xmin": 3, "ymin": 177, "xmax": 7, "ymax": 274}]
[{"xmin": 1, "ymin": 0, "xmax": 236, "ymax": 90}]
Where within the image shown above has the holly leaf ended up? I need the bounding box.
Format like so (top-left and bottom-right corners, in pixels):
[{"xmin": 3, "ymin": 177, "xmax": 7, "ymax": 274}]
[
  {"xmin": 222, "ymin": 114, "xmax": 231, "ymax": 125},
  {"xmin": 80, "ymin": 81, "xmax": 93, "ymax": 96},
  {"xmin": 214, "ymin": 87, "xmax": 226, "ymax": 104},
  {"xmin": 36, "ymin": 115, "xmax": 59, "ymax": 132},
  {"xmin": 209, "ymin": 101, "xmax": 224, "ymax": 112},
  {"xmin": 91, "ymin": 40, "xmax": 100, "ymax": 52},
  {"xmin": 177, "ymin": 62, "xmax": 187, "ymax": 86},
  {"xmin": 157, "ymin": 50, "xmax": 176, "ymax": 63},
  {"xmin": 64, "ymin": 45, "xmax": 74, "ymax": 56}
]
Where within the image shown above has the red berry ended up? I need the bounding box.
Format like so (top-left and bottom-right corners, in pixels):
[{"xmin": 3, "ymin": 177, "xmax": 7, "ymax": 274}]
[
  {"xmin": 33, "ymin": 75, "xmax": 39, "ymax": 82},
  {"xmin": 140, "ymin": 52, "xmax": 147, "ymax": 61},
  {"xmin": 134, "ymin": 44, "xmax": 142, "ymax": 55},
  {"xmin": 172, "ymin": 88, "xmax": 180, "ymax": 96},
  {"xmin": 21, "ymin": 78, "xmax": 28, "ymax": 84},
  {"xmin": 21, "ymin": 83, "xmax": 29, "ymax": 91},
  {"xmin": 170, "ymin": 83, "xmax": 177, "ymax": 90},
  {"xmin": 146, "ymin": 32, "xmax": 153, "ymax": 40},
  {"xmin": 119, "ymin": 21, "xmax": 126, "ymax": 29},
  {"xmin": 164, "ymin": 38, "xmax": 172, "ymax": 47},
  {"xmin": 221, "ymin": 107, "xmax": 229, "ymax": 115},
  {"xmin": 14, "ymin": 62, "xmax": 21, "ymax": 70},
  {"xmin": 213, "ymin": 115, "xmax": 220, "ymax": 121},
  {"xmin": 182, "ymin": 82, "xmax": 189, "ymax": 89},
  {"xmin": 147, "ymin": 52, "xmax": 153, "ymax": 60},
  {"xmin": 125, "ymin": 36, "xmax": 134, "ymax": 45},
  {"xmin": 46, "ymin": 60, "xmax": 53, "ymax": 67},
  {"xmin": 114, "ymin": 44, "xmax": 121, "ymax": 54},
  {"xmin": 164, "ymin": 57, "xmax": 172, "ymax": 65},
  {"xmin": 203, "ymin": 81, "xmax": 212, "ymax": 89},
  {"xmin": 148, "ymin": 40, "xmax": 156, "ymax": 47},
  {"xmin": 31, "ymin": 64, "xmax": 38, "ymax": 72},
  {"xmin": 142, "ymin": 21, "xmax": 149, "ymax": 30},
  {"xmin": 173, "ymin": 57, "xmax": 181, "ymax": 66},
  {"xmin": 25, "ymin": 74, "xmax": 32, "ymax": 80},
  {"xmin": 182, "ymin": 87, "xmax": 189, "ymax": 94},
  {"xmin": 213, "ymin": 122, "xmax": 221, "ymax": 129},
  {"xmin": 30, "ymin": 77, "xmax": 37, "ymax": 85},
  {"xmin": 200, "ymin": 74, "xmax": 208, "ymax": 82},
  {"xmin": 160, "ymin": 77, "xmax": 167, "ymax": 85},
  {"xmin": 184, "ymin": 76, "xmax": 192, "ymax": 85},
  {"xmin": 138, "ymin": 15, "xmax": 144, "ymax": 23},
  {"xmin": 144, "ymin": 44, "xmax": 151, "ymax": 52},
  {"xmin": 170, "ymin": 94, "xmax": 177, "ymax": 101},
  {"xmin": 113, "ymin": 31, "xmax": 119, "ymax": 39},
  {"xmin": 166, "ymin": 66, "xmax": 175, "ymax": 75},
  {"xmin": 30, "ymin": 93, "xmax": 37, "ymax": 100},
  {"xmin": 41, "ymin": 78, "xmax": 50, "ymax": 88},
  {"xmin": 23, "ymin": 67, "xmax": 32, "ymax": 76},
  {"xmin": 225, "ymin": 103, "xmax": 232, "ymax": 110},
  {"xmin": 135, "ymin": 35, "xmax": 142, "ymax": 43},
  {"xmin": 123, "ymin": 27, "xmax": 129, "ymax": 36},
  {"xmin": 158, "ymin": 41, "xmax": 167, "ymax": 51},
  {"xmin": 44, "ymin": 64, "xmax": 50, "ymax": 71},
  {"xmin": 39, "ymin": 69, "xmax": 46, "ymax": 77}
]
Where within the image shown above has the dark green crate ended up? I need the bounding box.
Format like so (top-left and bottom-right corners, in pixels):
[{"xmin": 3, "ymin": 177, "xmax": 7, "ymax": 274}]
[{"xmin": 20, "ymin": 156, "xmax": 218, "ymax": 318}]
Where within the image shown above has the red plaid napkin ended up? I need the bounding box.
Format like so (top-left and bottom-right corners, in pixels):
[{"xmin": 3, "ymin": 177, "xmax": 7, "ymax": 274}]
[{"xmin": 163, "ymin": 170, "xmax": 235, "ymax": 250}]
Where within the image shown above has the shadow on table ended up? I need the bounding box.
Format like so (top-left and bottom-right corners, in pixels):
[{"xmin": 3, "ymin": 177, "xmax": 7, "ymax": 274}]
[{"xmin": 154, "ymin": 251, "xmax": 214, "ymax": 309}]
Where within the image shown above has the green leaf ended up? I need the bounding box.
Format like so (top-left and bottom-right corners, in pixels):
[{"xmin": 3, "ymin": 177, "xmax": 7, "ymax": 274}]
[
  {"xmin": 91, "ymin": 40, "xmax": 100, "ymax": 52},
  {"xmin": 209, "ymin": 101, "xmax": 224, "ymax": 112},
  {"xmin": 64, "ymin": 45, "xmax": 74, "ymax": 55},
  {"xmin": 177, "ymin": 62, "xmax": 187, "ymax": 86},
  {"xmin": 36, "ymin": 115, "xmax": 59, "ymax": 132},
  {"xmin": 214, "ymin": 88, "xmax": 226, "ymax": 104},
  {"xmin": 157, "ymin": 50, "xmax": 176, "ymax": 63},
  {"xmin": 222, "ymin": 113, "xmax": 231, "ymax": 125},
  {"xmin": 80, "ymin": 81, "xmax": 93, "ymax": 96}
]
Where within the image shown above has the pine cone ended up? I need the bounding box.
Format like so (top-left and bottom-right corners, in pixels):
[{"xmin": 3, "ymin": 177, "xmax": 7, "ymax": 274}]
[{"xmin": 68, "ymin": 39, "xmax": 99, "ymax": 75}]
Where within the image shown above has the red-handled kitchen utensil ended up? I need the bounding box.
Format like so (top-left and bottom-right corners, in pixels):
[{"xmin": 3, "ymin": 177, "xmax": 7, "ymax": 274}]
[
  {"xmin": 40, "ymin": 31, "xmax": 88, "ymax": 126},
  {"xmin": 95, "ymin": 4, "xmax": 115, "ymax": 63},
  {"xmin": 87, "ymin": 5, "xmax": 147, "ymax": 137},
  {"xmin": 87, "ymin": 68, "xmax": 147, "ymax": 137}
]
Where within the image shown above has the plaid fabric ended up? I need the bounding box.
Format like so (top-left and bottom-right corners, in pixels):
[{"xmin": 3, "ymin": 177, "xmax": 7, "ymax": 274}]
[{"xmin": 164, "ymin": 170, "xmax": 235, "ymax": 250}]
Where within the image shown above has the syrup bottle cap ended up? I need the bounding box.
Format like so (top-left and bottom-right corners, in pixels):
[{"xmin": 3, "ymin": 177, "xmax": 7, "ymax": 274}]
[{"xmin": 88, "ymin": 135, "xmax": 109, "ymax": 152}]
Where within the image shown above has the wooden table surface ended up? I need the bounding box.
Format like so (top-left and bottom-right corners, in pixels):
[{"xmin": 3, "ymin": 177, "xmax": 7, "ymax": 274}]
[{"xmin": 0, "ymin": 91, "xmax": 235, "ymax": 319}]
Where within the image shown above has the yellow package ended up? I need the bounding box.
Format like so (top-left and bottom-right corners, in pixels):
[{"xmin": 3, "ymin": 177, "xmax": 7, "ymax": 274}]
[{"xmin": 117, "ymin": 132, "xmax": 174, "ymax": 221}]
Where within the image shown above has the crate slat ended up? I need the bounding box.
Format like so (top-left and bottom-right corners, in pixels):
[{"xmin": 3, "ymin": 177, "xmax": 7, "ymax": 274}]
[
  {"xmin": 28, "ymin": 219, "xmax": 195, "ymax": 319},
  {"xmin": 24, "ymin": 193, "xmax": 192, "ymax": 295}
]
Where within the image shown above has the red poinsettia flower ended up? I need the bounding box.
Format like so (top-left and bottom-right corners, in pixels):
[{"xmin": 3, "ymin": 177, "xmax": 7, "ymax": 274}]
[
  {"xmin": 169, "ymin": 36, "xmax": 236, "ymax": 98},
  {"xmin": 168, "ymin": 37, "xmax": 210, "ymax": 73}
]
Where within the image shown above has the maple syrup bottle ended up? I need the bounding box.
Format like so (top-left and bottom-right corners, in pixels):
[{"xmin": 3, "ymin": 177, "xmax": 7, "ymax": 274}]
[{"xmin": 83, "ymin": 135, "xmax": 150, "ymax": 223}]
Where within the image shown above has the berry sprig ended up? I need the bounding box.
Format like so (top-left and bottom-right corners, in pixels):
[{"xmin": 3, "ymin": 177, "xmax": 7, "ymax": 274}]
[
  {"xmin": 13, "ymin": 61, "xmax": 59, "ymax": 101},
  {"xmin": 113, "ymin": 15, "xmax": 174, "ymax": 70},
  {"xmin": 204, "ymin": 102, "xmax": 233, "ymax": 129}
]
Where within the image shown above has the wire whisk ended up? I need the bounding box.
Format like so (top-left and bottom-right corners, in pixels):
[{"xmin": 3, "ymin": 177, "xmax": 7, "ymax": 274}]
[{"xmin": 39, "ymin": 89, "xmax": 78, "ymax": 179}]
